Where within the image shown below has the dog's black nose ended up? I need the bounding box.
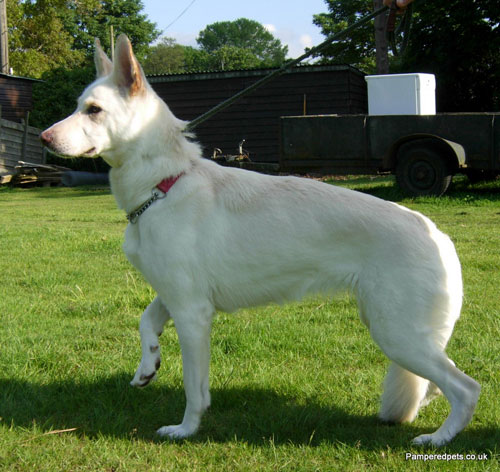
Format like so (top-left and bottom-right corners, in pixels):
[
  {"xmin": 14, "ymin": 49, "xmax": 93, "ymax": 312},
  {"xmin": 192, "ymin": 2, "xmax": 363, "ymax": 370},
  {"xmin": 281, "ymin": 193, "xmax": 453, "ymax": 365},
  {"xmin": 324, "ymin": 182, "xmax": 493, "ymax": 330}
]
[{"xmin": 40, "ymin": 130, "xmax": 53, "ymax": 147}]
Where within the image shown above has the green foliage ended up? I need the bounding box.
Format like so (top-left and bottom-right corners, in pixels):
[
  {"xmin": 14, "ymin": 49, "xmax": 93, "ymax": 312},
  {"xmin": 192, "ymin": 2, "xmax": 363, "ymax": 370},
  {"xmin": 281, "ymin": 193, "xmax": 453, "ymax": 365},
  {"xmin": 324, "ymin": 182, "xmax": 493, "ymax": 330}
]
[
  {"xmin": 313, "ymin": 0, "xmax": 376, "ymax": 72},
  {"xmin": 0, "ymin": 180, "xmax": 498, "ymax": 470},
  {"xmin": 142, "ymin": 37, "xmax": 186, "ymax": 75},
  {"xmin": 143, "ymin": 19, "xmax": 289, "ymax": 75},
  {"xmin": 197, "ymin": 18, "xmax": 288, "ymax": 69},
  {"xmin": 143, "ymin": 39, "xmax": 265, "ymax": 75},
  {"xmin": 392, "ymin": 0, "xmax": 500, "ymax": 112},
  {"xmin": 58, "ymin": 0, "xmax": 160, "ymax": 60},
  {"xmin": 7, "ymin": 0, "xmax": 86, "ymax": 78},
  {"xmin": 182, "ymin": 46, "xmax": 212, "ymax": 72},
  {"xmin": 314, "ymin": 0, "xmax": 500, "ymax": 111},
  {"xmin": 207, "ymin": 44, "xmax": 262, "ymax": 71},
  {"xmin": 6, "ymin": 0, "xmax": 160, "ymax": 78}
]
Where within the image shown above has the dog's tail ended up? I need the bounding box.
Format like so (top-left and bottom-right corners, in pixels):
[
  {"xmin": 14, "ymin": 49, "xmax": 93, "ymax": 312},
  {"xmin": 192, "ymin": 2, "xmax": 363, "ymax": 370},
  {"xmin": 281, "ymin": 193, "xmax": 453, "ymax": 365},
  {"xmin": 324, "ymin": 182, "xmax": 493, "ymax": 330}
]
[{"xmin": 379, "ymin": 362, "xmax": 439, "ymax": 423}]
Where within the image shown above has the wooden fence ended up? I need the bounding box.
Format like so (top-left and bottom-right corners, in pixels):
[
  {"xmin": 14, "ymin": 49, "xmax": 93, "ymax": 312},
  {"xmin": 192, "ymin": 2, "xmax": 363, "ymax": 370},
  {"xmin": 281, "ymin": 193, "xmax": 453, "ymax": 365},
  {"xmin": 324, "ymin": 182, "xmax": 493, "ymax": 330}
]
[{"xmin": 0, "ymin": 115, "xmax": 44, "ymax": 174}]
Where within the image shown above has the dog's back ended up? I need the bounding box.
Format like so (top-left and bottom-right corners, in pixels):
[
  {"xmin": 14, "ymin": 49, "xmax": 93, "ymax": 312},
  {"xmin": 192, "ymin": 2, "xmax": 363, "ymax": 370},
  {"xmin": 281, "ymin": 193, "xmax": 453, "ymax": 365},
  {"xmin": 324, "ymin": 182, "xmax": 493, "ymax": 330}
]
[{"xmin": 145, "ymin": 158, "xmax": 456, "ymax": 314}]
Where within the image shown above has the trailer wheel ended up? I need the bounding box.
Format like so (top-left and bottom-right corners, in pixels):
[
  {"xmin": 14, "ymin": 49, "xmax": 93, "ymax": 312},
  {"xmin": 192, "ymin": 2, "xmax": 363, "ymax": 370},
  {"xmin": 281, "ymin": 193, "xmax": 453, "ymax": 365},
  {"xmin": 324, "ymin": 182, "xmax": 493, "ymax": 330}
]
[{"xmin": 396, "ymin": 143, "xmax": 452, "ymax": 196}]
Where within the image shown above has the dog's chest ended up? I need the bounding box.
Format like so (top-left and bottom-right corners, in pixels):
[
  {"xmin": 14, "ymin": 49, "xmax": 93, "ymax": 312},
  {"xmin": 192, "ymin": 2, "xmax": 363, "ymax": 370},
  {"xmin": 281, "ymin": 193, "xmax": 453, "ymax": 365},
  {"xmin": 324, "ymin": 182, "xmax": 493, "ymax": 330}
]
[
  {"xmin": 123, "ymin": 224, "xmax": 143, "ymax": 269},
  {"xmin": 121, "ymin": 216, "xmax": 194, "ymax": 290},
  {"xmin": 122, "ymin": 222, "xmax": 167, "ymax": 274}
]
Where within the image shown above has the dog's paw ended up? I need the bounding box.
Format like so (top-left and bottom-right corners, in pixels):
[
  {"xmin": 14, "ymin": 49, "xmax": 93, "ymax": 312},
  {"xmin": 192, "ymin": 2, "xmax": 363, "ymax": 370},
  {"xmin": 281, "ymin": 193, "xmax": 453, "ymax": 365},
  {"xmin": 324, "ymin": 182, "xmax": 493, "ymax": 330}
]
[
  {"xmin": 130, "ymin": 347, "xmax": 161, "ymax": 388},
  {"xmin": 130, "ymin": 370, "xmax": 157, "ymax": 388},
  {"xmin": 412, "ymin": 433, "xmax": 448, "ymax": 447},
  {"xmin": 157, "ymin": 424, "xmax": 196, "ymax": 440}
]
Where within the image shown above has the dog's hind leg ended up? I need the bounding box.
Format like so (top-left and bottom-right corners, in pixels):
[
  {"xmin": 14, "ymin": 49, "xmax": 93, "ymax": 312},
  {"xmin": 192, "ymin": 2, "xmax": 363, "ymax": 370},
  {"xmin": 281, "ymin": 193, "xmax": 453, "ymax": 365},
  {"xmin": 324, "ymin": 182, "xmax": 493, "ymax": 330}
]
[
  {"xmin": 379, "ymin": 361, "xmax": 455, "ymax": 423},
  {"xmin": 371, "ymin": 322, "xmax": 480, "ymax": 446},
  {"xmin": 410, "ymin": 355, "xmax": 480, "ymax": 446},
  {"xmin": 130, "ymin": 296, "xmax": 171, "ymax": 387},
  {"xmin": 417, "ymin": 361, "xmax": 457, "ymax": 409},
  {"xmin": 157, "ymin": 300, "xmax": 214, "ymax": 439}
]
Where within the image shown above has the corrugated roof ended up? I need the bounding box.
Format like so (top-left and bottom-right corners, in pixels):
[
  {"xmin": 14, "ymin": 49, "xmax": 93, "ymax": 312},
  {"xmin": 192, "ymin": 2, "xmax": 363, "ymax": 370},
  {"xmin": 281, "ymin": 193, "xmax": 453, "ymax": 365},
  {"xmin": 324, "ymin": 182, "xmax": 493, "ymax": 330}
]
[
  {"xmin": 146, "ymin": 63, "xmax": 365, "ymax": 83},
  {"xmin": 0, "ymin": 72, "xmax": 42, "ymax": 82}
]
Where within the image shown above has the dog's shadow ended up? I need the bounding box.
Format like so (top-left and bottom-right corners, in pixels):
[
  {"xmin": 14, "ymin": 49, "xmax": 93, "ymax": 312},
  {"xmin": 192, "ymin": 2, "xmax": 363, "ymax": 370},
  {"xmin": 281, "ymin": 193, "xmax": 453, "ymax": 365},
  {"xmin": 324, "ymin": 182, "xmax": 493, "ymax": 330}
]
[{"xmin": 0, "ymin": 374, "xmax": 495, "ymax": 450}]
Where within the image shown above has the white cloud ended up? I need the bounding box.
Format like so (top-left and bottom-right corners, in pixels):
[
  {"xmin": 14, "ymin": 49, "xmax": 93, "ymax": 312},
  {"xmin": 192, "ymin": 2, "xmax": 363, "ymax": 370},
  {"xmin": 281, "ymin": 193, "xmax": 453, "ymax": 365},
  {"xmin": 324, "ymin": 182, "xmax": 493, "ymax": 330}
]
[
  {"xmin": 168, "ymin": 32, "xmax": 198, "ymax": 48},
  {"xmin": 269, "ymin": 27, "xmax": 314, "ymax": 58},
  {"xmin": 264, "ymin": 23, "xmax": 277, "ymax": 33},
  {"xmin": 299, "ymin": 34, "xmax": 313, "ymax": 51}
]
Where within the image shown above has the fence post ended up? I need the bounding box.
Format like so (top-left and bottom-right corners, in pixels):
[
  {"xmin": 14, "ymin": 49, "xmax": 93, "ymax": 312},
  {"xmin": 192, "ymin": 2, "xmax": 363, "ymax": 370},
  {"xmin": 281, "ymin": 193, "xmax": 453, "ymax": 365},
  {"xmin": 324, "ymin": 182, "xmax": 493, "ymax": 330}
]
[
  {"xmin": 0, "ymin": 105, "xmax": 3, "ymax": 150},
  {"xmin": 21, "ymin": 110, "xmax": 29, "ymax": 161}
]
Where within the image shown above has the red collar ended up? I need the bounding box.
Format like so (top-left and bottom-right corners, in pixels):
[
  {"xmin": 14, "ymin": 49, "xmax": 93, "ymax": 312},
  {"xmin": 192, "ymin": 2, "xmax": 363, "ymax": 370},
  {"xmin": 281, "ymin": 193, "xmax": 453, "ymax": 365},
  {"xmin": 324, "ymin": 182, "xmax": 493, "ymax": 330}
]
[
  {"xmin": 156, "ymin": 173, "xmax": 183, "ymax": 194},
  {"xmin": 126, "ymin": 172, "xmax": 184, "ymax": 224}
]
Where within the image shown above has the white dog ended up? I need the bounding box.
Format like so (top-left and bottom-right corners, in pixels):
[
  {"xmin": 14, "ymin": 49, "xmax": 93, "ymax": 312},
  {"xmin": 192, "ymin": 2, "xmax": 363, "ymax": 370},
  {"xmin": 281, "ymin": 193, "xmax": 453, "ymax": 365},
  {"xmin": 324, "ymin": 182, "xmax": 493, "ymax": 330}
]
[{"xmin": 40, "ymin": 35, "xmax": 480, "ymax": 445}]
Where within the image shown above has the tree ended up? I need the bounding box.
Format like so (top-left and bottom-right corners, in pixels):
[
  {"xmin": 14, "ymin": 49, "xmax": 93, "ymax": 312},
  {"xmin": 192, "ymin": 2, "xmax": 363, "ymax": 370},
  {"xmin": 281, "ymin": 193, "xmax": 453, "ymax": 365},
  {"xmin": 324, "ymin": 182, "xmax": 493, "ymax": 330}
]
[
  {"xmin": 373, "ymin": 0, "xmax": 389, "ymax": 74},
  {"xmin": 209, "ymin": 45, "xmax": 261, "ymax": 71},
  {"xmin": 182, "ymin": 46, "xmax": 211, "ymax": 72},
  {"xmin": 59, "ymin": 0, "xmax": 160, "ymax": 60},
  {"xmin": 142, "ymin": 37, "xmax": 186, "ymax": 75},
  {"xmin": 394, "ymin": 0, "xmax": 500, "ymax": 112},
  {"xmin": 144, "ymin": 19, "xmax": 289, "ymax": 75},
  {"xmin": 197, "ymin": 18, "xmax": 288, "ymax": 69},
  {"xmin": 6, "ymin": 0, "xmax": 160, "ymax": 78},
  {"xmin": 143, "ymin": 38, "xmax": 262, "ymax": 75},
  {"xmin": 313, "ymin": 0, "xmax": 377, "ymax": 72},
  {"xmin": 313, "ymin": 0, "xmax": 499, "ymax": 111},
  {"xmin": 7, "ymin": 0, "xmax": 85, "ymax": 78}
]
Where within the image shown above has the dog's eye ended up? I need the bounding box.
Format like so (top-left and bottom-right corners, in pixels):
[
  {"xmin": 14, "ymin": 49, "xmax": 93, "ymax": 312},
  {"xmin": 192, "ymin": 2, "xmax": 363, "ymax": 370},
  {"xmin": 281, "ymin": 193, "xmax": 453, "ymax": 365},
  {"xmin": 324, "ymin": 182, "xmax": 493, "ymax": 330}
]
[{"xmin": 86, "ymin": 105, "xmax": 102, "ymax": 115}]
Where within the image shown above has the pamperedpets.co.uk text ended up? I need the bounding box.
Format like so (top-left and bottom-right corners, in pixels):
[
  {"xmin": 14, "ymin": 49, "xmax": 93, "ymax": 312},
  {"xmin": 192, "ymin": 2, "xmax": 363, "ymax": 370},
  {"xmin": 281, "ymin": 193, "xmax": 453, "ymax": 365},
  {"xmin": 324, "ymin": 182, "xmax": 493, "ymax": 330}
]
[{"xmin": 406, "ymin": 453, "xmax": 489, "ymax": 462}]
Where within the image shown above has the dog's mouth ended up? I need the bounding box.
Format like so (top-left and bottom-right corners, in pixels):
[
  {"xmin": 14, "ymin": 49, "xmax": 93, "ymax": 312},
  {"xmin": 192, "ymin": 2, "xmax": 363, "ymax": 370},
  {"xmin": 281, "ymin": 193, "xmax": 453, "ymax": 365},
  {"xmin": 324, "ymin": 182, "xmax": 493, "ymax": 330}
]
[
  {"xmin": 45, "ymin": 146, "xmax": 99, "ymax": 160},
  {"xmin": 82, "ymin": 147, "xmax": 97, "ymax": 157}
]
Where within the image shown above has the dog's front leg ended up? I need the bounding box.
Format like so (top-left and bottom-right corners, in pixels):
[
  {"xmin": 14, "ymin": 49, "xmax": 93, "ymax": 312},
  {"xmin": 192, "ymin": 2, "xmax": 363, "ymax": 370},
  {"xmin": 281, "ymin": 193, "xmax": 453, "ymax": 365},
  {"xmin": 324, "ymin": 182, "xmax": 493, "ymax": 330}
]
[
  {"xmin": 157, "ymin": 303, "xmax": 213, "ymax": 439},
  {"xmin": 130, "ymin": 296, "xmax": 170, "ymax": 387}
]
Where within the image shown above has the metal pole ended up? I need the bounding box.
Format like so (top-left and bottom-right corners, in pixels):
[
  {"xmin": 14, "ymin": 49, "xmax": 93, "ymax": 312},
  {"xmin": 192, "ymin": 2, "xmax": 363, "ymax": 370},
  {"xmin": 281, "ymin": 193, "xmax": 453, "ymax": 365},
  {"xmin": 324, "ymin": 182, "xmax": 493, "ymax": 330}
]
[
  {"xmin": 110, "ymin": 25, "xmax": 115, "ymax": 62},
  {"xmin": 186, "ymin": 5, "xmax": 390, "ymax": 131}
]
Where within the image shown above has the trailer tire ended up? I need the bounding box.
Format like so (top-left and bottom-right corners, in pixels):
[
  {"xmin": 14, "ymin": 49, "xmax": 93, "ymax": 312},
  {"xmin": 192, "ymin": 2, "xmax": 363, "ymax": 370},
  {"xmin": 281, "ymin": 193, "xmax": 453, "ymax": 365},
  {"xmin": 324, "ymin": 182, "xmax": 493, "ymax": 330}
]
[{"xmin": 396, "ymin": 143, "xmax": 452, "ymax": 196}]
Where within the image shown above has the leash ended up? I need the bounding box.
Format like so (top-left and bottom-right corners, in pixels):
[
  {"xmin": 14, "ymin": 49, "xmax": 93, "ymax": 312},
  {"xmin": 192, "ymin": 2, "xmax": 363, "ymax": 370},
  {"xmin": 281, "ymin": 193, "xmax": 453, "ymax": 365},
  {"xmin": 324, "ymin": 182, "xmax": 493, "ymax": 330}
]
[
  {"xmin": 386, "ymin": 0, "xmax": 414, "ymax": 56},
  {"xmin": 186, "ymin": 4, "xmax": 392, "ymax": 131},
  {"xmin": 186, "ymin": 2, "xmax": 416, "ymax": 131},
  {"xmin": 127, "ymin": 4, "xmax": 415, "ymax": 223}
]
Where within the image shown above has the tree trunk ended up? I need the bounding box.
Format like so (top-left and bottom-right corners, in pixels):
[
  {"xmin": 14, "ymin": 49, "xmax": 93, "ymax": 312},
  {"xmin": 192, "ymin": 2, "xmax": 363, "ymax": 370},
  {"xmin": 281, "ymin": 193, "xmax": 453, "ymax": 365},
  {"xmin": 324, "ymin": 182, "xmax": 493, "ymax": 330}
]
[{"xmin": 373, "ymin": 0, "xmax": 389, "ymax": 74}]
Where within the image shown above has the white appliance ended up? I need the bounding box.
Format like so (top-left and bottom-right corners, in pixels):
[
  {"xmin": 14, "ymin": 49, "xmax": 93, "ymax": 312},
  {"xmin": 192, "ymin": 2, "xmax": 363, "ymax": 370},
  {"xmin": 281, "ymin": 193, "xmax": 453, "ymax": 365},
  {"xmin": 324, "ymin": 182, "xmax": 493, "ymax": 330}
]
[{"xmin": 365, "ymin": 73, "xmax": 436, "ymax": 115}]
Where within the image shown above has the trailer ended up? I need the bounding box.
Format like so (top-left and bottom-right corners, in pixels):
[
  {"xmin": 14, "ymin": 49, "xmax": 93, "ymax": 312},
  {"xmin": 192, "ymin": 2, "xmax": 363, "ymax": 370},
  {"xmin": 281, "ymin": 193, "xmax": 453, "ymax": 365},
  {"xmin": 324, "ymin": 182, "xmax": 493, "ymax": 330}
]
[
  {"xmin": 182, "ymin": 9, "xmax": 499, "ymax": 197},
  {"xmin": 280, "ymin": 111, "xmax": 500, "ymax": 197}
]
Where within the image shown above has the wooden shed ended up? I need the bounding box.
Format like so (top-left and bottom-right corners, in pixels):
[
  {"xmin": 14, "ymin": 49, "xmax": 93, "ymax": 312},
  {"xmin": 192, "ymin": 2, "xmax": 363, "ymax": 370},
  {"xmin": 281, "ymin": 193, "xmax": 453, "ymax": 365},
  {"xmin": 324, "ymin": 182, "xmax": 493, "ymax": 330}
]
[
  {"xmin": 0, "ymin": 73, "xmax": 44, "ymax": 175},
  {"xmin": 0, "ymin": 73, "xmax": 38, "ymax": 122},
  {"xmin": 148, "ymin": 64, "xmax": 367, "ymax": 164}
]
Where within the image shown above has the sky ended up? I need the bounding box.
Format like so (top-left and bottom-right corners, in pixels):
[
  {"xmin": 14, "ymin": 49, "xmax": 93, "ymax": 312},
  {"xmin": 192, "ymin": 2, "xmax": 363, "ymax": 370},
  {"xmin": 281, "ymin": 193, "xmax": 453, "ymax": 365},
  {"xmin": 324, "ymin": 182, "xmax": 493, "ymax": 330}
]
[{"xmin": 141, "ymin": 0, "xmax": 329, "ymax": 58}]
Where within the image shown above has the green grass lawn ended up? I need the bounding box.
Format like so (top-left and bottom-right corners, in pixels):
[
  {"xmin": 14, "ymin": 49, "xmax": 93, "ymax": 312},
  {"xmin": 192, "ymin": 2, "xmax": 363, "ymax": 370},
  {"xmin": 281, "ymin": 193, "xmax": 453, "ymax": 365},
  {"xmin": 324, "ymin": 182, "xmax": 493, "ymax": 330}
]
[{"xmin": 0, "ymin": 176, "xmax": 498, "ymax": 471}]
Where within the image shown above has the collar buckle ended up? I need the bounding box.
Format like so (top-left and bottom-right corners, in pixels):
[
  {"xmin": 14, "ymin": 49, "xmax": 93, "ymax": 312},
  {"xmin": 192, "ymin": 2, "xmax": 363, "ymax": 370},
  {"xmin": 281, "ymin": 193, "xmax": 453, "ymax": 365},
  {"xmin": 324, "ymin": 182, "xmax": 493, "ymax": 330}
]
[{"xmin": 126, "ymin": 173, "xmax": 183, "ymax": 224}]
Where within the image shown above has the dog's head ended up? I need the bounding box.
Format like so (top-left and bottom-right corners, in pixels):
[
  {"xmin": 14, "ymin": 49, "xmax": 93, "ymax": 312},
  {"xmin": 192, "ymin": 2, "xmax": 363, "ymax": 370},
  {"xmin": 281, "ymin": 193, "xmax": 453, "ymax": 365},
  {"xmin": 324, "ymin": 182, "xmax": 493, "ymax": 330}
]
[{"xmin": 40, "ymin": 35, "xmax": 170, "ymax": 167}]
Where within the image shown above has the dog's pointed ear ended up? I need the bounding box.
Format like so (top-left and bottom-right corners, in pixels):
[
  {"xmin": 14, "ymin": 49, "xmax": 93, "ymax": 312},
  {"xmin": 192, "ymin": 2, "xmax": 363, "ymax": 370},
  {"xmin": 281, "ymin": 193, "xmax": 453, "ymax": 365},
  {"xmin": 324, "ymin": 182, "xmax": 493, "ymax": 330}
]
[
  {"xmin": 94, "ymin": 38, "xmax": 113, "ymax": 78},
  {"xmin": 113, "ymin": 34, "xmax": 146, "ymax": 96}
]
